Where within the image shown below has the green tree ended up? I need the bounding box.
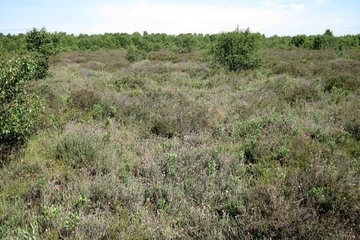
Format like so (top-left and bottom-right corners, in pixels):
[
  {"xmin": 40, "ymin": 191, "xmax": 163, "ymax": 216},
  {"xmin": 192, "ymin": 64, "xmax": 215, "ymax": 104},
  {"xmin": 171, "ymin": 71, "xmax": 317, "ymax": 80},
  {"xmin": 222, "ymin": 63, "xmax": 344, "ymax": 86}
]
[
  {"xmin": 26, "ymin": 27, "xmax": 59, "ymax": 67},
  {"xmin": 291, "ymin": 34, "xmax": 307, "ymax": 48},
  {"xmin": 324, "ymin": 29, "xmax": 334, "ymax": 37},
  {"xmin": 313, "ymin": 34, "xmax": 337, "ymax": 50},
  {"xmin": 175, "ymin": 33, "xmax": 198, "ymax": 53},
  {"xmin": 265, "ymin": 35, "xmax": 292, "ymax": 49},
  {"xmin": 114, "ymin": 33, "xmax": 132, "ymax": 48},
  {"xmin": 208, "ymin": 27, "xmax": 262, "ymax": 71}
]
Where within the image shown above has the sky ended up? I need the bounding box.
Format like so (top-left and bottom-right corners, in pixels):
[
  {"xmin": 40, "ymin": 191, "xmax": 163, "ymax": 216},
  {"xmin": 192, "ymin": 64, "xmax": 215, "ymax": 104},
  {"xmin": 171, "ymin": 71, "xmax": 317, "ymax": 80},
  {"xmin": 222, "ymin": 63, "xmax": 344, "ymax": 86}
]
[{"xmin": 0, "ymin": 0, "xmax": 359, "ymax": 36}]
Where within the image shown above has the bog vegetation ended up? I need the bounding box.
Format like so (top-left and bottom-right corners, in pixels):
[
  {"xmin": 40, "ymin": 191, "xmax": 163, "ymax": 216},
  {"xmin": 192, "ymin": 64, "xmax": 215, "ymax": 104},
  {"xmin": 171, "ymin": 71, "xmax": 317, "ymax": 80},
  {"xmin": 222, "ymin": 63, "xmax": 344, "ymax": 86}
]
[{"xmin": 0, "ymin": 27, "xmax": 359, "ymax": 239}]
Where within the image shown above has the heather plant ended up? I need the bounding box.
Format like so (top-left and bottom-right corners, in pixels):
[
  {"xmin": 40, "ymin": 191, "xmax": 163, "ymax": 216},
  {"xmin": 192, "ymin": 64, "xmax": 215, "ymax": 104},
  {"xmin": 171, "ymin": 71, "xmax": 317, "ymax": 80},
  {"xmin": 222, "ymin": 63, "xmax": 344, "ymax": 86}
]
[
  {"xmin": 55, "ymin": 123, "xmax": 106, "ymax": 169},
  {"xmin": 324, "ymin": 73, "xmax": 360, "ymax": 92},
  {"xmin": 69, "ymin": 88, "xmax": 101, "ymax": 111}
]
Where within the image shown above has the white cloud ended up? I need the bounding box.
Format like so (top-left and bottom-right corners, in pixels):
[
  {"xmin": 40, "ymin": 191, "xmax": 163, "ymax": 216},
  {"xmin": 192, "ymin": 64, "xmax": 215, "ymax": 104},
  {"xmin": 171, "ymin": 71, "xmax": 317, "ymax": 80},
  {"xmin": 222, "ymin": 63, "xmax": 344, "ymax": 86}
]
[
  {"xmin": 263, "ymin": 0, "xmax": 286, "ymax": 8},
  {"xmin": 91, "ymin": 0, "xmax": 288, "ymax": 35},
  {"xmin": 290, "ymin": 3, "xmax": 307, "ymax": 11},
  {"xmin": 316, "ymin": 0, "xmax": 326, "ymax": 4}
]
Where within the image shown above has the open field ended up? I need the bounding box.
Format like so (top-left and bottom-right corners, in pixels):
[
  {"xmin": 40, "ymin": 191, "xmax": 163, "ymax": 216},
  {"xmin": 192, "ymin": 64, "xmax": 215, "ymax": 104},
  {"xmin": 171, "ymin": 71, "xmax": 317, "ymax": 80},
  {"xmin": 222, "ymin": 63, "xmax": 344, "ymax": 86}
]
[{"xmin": 1, "ymin": 48, "xmax": 359, "ymax": 239}]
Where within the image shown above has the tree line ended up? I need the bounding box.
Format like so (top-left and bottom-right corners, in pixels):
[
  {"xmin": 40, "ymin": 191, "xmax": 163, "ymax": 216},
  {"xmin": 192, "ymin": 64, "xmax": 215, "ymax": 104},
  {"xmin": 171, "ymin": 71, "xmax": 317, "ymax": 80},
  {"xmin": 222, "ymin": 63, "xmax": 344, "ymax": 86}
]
[
  {"xmin": 0, "ymin": 29, "xmax": 212, "ymax": 58},
  {"xmin": 1, "ymin": 28, "xmax": 360, "ymax": 58}
]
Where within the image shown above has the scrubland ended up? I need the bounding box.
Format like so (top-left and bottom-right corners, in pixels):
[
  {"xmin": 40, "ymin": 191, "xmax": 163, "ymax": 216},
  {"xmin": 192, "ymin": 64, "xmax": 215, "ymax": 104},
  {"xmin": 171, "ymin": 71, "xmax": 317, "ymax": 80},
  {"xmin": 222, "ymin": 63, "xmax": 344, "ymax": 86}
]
[{"xmin": 1, "ymin": 48, "xmax": 359, "ymax": 239}]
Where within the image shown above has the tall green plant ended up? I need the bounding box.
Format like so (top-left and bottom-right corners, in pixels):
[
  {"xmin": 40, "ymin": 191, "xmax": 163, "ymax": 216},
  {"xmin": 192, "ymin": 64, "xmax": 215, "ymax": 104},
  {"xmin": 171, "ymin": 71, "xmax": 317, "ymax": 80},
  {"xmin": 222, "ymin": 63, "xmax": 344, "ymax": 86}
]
[
  {"xmin": 26, "ymin": 27, "xmax": 59, "ymax": 68},
  {"xmin": 208, "ymin": 27, "xmax": 263, "ymax": 71},
  {"xmin": 175, "ymin": 34, "xmax": 198, "ymax": 53},
  {"xmin": 0, "ymin": 55, "xmax": 44, "ymax": 146},
  {"xmin": 125, "ymin": 44, "xmax": 149, "ymax": 63}
]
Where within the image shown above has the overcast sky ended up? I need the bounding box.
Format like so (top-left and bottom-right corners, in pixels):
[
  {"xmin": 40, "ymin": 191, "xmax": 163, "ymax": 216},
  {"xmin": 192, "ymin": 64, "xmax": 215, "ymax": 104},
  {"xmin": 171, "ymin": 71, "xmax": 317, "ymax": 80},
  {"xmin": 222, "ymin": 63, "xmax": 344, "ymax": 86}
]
[{"xmin": 0, "ymin": 0, "xmax": 359, "ymax": 36}]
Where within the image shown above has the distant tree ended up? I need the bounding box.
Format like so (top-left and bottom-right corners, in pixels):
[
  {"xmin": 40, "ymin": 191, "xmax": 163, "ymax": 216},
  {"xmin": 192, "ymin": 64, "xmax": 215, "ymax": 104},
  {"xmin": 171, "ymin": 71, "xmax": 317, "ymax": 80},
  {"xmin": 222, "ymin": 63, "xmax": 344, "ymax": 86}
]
[
  {"xmin": 291, "ymin": 34, "xmax": 307, "ymax": 48},
  {"xmin": 313, "ymin": 35, "xmax": 324, "ymax": 50},
  {"xmin": 175, "ymin": 34, "xmax": 198, "ymax": 53},
  {"xmin": 313, "ymin": 34, "xmax": 337, "ymax": 50},
  {"xmin": 208, "ymin": 27, "xmax": 262, "ymax": 71},
  {"xmin": 130, "ymin": 32, "xmax": 152, "ymax": 52},
  {"xmin": 78, "ymin": 38, "xmax": 92, "ymax": 51},
  {"xmin": 304, "ymin": 35, "xmax": 315, "ymax": 49},
  {"xmin": 324, "ymin": 29, "xmax": 334, "ymax": 37},
  {"xmin": 265, "ymin": 35, "xmax": 292, "ymax": 49},
  {"xmin": 337, "ymin": 35, "xmax": 359, "ymax": 49},
  {"xmin": 114, "ymin": 33, "xmax": 132, "ymax": 48}
]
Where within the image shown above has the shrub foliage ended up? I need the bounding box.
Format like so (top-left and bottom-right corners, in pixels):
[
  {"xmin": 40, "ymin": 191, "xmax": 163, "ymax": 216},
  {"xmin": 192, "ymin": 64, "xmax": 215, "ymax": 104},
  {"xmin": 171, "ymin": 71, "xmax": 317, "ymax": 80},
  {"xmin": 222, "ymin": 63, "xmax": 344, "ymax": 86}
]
[
  {"xmin": 125, "ymin": 44, "xmax": 149, "ymax": 63},
  {"xmin": 26, "ymin": 27, "xmax": 59, "ymax": 67},
  {"xmin": 208, "ymin": 27, "xmax": 263, "ymax": 71},
  {"xmin": 0, "ymin": 55, "xmax": 44, "ymax": 145},
  {"xmin": 0, "ymin": 28, "xmax": 58, "ymax": 148}
]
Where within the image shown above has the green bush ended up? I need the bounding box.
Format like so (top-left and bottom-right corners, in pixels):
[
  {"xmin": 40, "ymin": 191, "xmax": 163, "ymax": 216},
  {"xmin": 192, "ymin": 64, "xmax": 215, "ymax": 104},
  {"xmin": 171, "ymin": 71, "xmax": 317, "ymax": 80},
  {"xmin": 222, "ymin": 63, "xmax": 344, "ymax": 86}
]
[
  {"xmin": 208, "ymin": 27, "xmax": 262, "ymax": 71},
  {"xmin": 26, "ymin": 27, "xmax": 59, "ymax": 68},
  {"xmin": 312, "ymin": 34, "xmax": 337, "ymax": 50},
  {"xmin": 125, "ymin": 45, "xmax": 148, "ymax": 63},
  {"xmin": 291, "ymin": 34, "xmax": 307, "ymax": 48},
  {"xmin": 175, "ymin": 34, "xmax": 198, "ymax": 53},
  {"xmin": 0, "ymin": 28, "xmax": 59, "ymax": 148},
  {"xmin": 0, "ymin": 55, "xmax": 45, "ymax": 146}
]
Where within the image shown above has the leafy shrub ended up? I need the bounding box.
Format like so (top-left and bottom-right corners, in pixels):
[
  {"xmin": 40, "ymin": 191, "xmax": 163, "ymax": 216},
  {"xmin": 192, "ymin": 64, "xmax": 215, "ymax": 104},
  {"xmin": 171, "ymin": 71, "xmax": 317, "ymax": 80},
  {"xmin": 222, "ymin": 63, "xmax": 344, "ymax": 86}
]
[
  {"xmin": 312, "ymin": 34, "xmax": 337, "ymax": 50},
  {"xmin": 208, "ymin": 27, "xmax": 262, "ymax": 71},
  {"xmin": 243, "ymin": 137, "xmax": 260, "ymax": 164},
  {"xmin": 0, "ymin": 55, "xmax": 45, "ymax": 146},
  {"xmin": 291, "ymin": 34, "xmax": 307, "ymax": 48},
  {"xmin": 175, "ymin": 34, "xmax": 198, "ymax": 53},
  {"xmin": 0, "ymin": 28, "xmax": 59, "ymax": 149},
  {"xmin": 26, "ymin": 27, "xmax": 59, "ymax": 68},
  {"xmin": 125, "ymin": 45, "xmax": 148, "ymax": 63}
]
